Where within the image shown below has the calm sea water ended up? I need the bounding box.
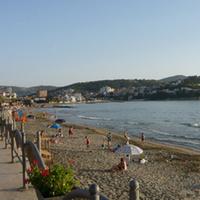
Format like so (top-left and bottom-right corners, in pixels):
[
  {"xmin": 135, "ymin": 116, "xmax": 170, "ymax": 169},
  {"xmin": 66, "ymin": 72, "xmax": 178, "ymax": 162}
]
[{"xmin": 43, "ymin": 101, "xmax": 200, "ymax": 150}]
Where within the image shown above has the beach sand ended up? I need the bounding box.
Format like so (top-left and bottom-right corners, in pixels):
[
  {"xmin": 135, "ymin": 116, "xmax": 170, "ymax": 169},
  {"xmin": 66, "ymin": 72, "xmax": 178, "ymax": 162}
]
[{"xmin": 23, "ymin": 111, "xmax": 200, "ymax": 200}]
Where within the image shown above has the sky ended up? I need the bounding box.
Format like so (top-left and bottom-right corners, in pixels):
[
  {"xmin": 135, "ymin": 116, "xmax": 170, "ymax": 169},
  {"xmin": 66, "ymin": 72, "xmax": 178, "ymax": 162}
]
[{"xmin": 0, "ymin": 0, "xmax": 200, "ymax": 87}]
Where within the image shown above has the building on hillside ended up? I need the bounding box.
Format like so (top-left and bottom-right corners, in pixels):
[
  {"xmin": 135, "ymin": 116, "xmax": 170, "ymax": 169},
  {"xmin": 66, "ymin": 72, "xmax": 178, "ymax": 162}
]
[
  {"xmin": 99, "ymin": 86, "xmax": 115, "ymax": 96},
  {"xmin": 37, "ymin": 90, "xmax": 48, "ymax": 98},
  {"xmin": 73, "ymin": 93, "xmax": 83, "ymax": 102},
  {"xmin": 0, "ymin": 90, "xmax": 17, "ymax": 99},
  {"xmin": 34, "ymin": 90, "xmax": 48, "ymax": 103},
  {"xmin": 0, "ymin": 91, "xmax": 6, "ymax": 97}
]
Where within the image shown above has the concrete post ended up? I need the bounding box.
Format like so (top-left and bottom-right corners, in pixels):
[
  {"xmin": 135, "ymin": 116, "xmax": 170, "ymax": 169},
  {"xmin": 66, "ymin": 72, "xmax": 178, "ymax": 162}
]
[
  {"xmin": 89, "ymin": 184, "xmax": 100, "ymax": 200},
  {"xmin": 10, "ymin": 128, "xmax": 14, "ymax": 163},
  {"xmin": 5, "ymin": 123, "xmax": 10, "ymax": 149},
  {"xmin": 129, "ymin": 179, "xmax": 139, "ymax": 200},
  {"xmin": 21, "ymin": 131, "xmax": 27, "ymax": 189},
  {"xmin": 0, "ymin": 117, "xmax": 2, "ymax": 140},
  {"xmin": 36, "ymin": 131, "xmax": 41, "ymax": 152}
]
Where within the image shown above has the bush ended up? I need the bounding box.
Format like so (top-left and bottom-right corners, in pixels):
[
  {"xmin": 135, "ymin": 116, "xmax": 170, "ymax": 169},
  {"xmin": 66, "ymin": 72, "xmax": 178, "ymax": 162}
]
[{"xmin": 27, "ymin": 161, "xmax": 79, "ymax": 198}]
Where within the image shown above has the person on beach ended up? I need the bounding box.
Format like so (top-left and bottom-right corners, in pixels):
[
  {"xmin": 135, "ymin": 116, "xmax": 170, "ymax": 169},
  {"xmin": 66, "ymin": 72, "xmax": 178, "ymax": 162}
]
[
  {"xmin": 141, "ymin": 132, "xmax": 145, "ymax": 142},
  {"xmin": 106, "ymin": 132, "xmax": 112, "ymax": 150},
  {"xmin": 68, "ymin": 126, "xmax": 74, "ymax": 137},
  {"xmin": 124, "ymin": 131, "xmax": 130, "ymax": 144},
  {"xmin": 57, "ymin": 128, "xmax": 63, "ymax": 137},
  {"xmin": 101, "ymin": 136, "xmax": 106, "ymax": 149},
  {"xmin": 111, "ymin": 157, "xmax": 127, "ymax": 172},
  {"xmin": 50, "ymin": 135, "xmax": 59, "ymax": 144},
  {"xmin": 85, "ymin": 136, "xmax": 90, "ymax": 148},
  {"xmin": 40, "ymin": 130, "xmax": 47, "ymax": 137},
  {"xmin": 125, "ymin": 154, "xmax": 130, "ymax": 166}
]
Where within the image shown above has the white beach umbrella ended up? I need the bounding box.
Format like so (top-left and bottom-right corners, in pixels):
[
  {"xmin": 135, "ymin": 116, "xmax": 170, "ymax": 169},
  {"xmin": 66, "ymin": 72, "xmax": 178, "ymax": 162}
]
[{"xmin": 115, "ymin": 144, "xmax": 143, "ymax": 155}]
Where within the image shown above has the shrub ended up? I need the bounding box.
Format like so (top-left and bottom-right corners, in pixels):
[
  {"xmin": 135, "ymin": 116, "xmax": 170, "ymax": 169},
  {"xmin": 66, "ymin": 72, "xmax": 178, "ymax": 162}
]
[{"xmin": 27, "ymin": 161, "xmax": 79, "ymax": 198}]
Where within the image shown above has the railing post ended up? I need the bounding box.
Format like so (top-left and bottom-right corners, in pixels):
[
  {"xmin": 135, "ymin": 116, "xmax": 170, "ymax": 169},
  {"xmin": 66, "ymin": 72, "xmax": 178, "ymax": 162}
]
[
  {"xmin": 1, "ymin": 119, "xmax": 6, "ymax": 141},
  {"xmin": 21, "ymin": 127, "xmax": 27, "ymax": 189},
  {"xmin": 0, "ymin": 116, "xmax": 3, "ymax": 141},
  {"xmin": 129, "ymin": 179, "xmax": 139, "ymax": 200},
  {"xmin": 36, "ymin": 131, "xmax": 41, "ymax": 152},
  {"xmin": 89, "ymin": 184, "xmax": 100, "ymax": 200},
  {"xmin": 5, "ymin": 123, "xmax": 8, "ymax": 149},
  {"xmin": 10, "ymin": 127, "xmax": 14, "ymax": 163},
  {"xmin": 5, "ymin": 123, "xmax": 11, "ymax": 149}
]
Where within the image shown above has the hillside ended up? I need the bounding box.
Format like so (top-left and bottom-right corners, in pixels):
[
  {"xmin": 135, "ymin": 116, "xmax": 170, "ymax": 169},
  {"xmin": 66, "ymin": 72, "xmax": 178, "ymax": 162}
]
[
  {"xmin": 2, "ymin": 75, "xmax": 200, "ymax": 98},
  {"xmin": 48, "ymin": 79, "xmax": 160, "ymax": 97},
  {"xmin": 160, "ymin": 75, "xmax": 187, "ymax": 83}
]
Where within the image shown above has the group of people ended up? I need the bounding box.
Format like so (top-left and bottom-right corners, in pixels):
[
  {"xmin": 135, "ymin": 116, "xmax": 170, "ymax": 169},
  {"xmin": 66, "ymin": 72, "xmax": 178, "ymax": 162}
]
[
  {"xmin": 124, "ymin": 131, "xmax": 145, "ymax": 144},
  {"xmin": 49, "ymin": 126, "xmax": 91, "ymax": 148},
  {"xmin": 108, "ymin": 130, "xmax": 146, "ymax": 172},
  {"xmin": 69, "ymin": 126, "xmax": 91, "ymax": 148}
]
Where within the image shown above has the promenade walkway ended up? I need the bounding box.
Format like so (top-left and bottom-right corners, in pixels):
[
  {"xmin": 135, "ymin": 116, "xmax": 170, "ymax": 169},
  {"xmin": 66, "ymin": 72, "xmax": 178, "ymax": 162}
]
[{"xmin": 0, "ymin": 141, "xmax": 37, "ymax": 200}]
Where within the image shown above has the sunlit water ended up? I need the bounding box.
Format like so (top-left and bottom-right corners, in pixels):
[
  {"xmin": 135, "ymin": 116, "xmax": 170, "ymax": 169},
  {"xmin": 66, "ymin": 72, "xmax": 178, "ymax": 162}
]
[{"xmin": 41, "ymin": 101, "xmax": 200, "ymax": 150}]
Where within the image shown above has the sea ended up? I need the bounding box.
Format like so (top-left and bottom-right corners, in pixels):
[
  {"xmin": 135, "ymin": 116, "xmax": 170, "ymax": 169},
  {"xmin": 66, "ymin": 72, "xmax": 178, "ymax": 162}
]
[{"xmin": 41, "ymin": 101, "xmax": 200, "ymax": 151}]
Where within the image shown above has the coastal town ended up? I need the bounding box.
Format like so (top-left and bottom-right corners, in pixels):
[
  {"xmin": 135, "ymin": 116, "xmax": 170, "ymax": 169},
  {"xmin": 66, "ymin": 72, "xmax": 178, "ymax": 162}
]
[{"xmin": 1, "ymin": 76, "xmax": 200, "ymax": 105}]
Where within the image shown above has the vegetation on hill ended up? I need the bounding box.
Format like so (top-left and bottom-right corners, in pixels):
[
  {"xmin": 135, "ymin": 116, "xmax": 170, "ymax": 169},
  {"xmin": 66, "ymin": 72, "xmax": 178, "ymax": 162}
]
[
  {"xmin": 48, "ymin": 79, "xmax": 160, "ymax": 96},
  {"xmin": 1, "ymin": 75, "xmax": 200, "ymax": 101}
]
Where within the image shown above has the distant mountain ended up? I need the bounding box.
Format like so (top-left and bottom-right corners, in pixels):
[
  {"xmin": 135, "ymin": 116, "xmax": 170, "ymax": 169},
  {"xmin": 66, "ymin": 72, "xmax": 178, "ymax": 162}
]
[
  {"xmin": 0, "ymin": 85, "xmax": 57, "ymax": 96},
  {"xmin": 160, "ymin": 75, "xmax": 187, "ymax": 83}
]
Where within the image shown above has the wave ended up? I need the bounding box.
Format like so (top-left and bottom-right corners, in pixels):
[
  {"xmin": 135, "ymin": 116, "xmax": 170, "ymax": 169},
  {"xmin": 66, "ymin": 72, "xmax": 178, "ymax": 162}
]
[
  {"xmin": 150, "ymin": 137, "xmax": 200, "ymax": 148},
  {"xmin": 173, "ymin": 134, "xmax": 200, "ymax": 142},
  {"xmin": 125, "ymin": 121, "xmax": 139, "ymax": 125},
  {"xmin": 180, "ymin": 122, "xmax": 200, "ymax": 128},
  {"xmin": 150, "ymin": 129, "xmax": 172, "ymax": 136},
  {"xmin": 149, "ymin": 128, "xmax": 200, "ymax": 141},
  {"xmin": 78, "ymin": 115, "xmax": 111, "ymax": 121}
]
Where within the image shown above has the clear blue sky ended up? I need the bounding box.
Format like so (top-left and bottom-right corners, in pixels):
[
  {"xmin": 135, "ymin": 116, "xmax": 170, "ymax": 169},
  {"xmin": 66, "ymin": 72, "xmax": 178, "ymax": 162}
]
[{"xmin": 0, "ymin": 0, "xmax": 200, "ymax": 87}]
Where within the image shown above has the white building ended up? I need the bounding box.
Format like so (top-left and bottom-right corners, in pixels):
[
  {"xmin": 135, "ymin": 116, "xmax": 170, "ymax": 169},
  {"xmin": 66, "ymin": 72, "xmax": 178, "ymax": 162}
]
[
  {"xmin": 0, "ymin": 91, "xmax": 17, "ymax": 99},
  {"xmin": 99, "ymin": 86, "xmax": 115, "ymax": 95},
  {"xmin": 73, "ymin": 93, "xmax": 83, "ymax": 102}
]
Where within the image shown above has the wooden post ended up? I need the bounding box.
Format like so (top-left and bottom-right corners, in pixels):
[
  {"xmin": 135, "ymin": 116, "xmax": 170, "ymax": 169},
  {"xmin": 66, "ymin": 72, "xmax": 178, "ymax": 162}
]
[
  {"xmin": 89, "ymin": 184, "xmax": 100, "ymax": 200},
  {"xmin": 129, "ymin": 179, "xmax": 139, "ymax": 200}
]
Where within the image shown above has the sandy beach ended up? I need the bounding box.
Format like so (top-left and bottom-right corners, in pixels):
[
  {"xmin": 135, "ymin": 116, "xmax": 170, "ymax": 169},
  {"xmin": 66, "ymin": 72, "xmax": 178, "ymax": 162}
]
[{"xmin": 23, "ymin": 110, "xmax": 200, "ymax": 200}]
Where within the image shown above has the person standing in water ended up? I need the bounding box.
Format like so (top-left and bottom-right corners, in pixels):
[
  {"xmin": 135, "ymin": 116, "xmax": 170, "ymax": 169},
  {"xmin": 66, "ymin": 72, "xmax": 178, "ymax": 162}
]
[{"xmin": 141, "ymin": 132, "xmax": 145, "ymax": 142}]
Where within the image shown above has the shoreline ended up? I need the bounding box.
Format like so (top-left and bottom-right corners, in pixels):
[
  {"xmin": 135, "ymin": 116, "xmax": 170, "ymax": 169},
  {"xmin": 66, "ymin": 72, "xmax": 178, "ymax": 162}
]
[
  {"xmin": 33, "ymin": 107, "xmax": 200, "ymax": 157},
  {"xmin": 36, "ymin": 101, "xmax": 200, "ymax": 153},
  {"xmin": 61, "ymin": 121, "xmax": 200, "ymax": 156},
  {"xmin": 25, "ymin": 109, "xmax": 200, "ymax": 199}
]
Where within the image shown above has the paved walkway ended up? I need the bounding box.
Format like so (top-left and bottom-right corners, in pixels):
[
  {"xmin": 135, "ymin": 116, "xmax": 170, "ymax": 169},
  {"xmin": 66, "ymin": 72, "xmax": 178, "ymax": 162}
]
[{"xmin": 0, "ymin": 140, "xmax": 37, "ymax": 200}]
